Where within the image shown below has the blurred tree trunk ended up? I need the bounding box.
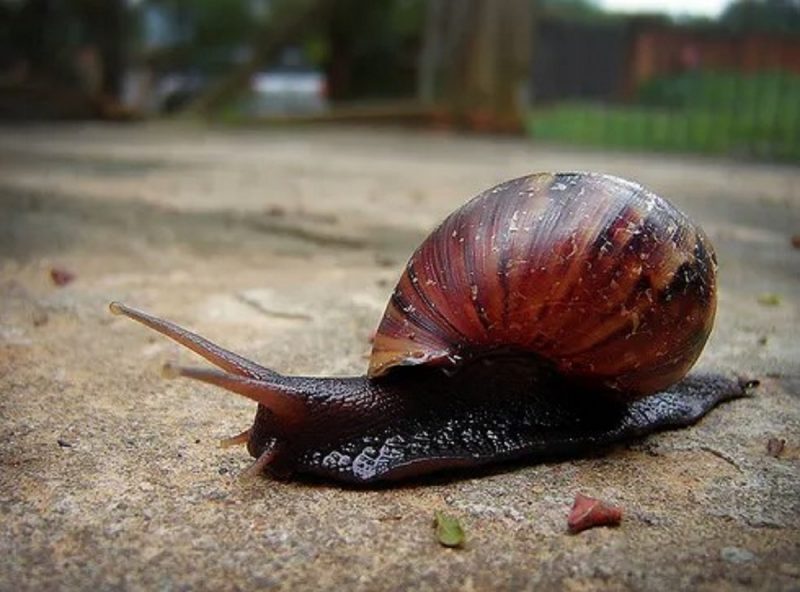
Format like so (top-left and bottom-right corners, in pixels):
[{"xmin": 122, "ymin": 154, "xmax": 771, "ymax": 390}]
[
  {"xmin": 9, "ymin": 0, "xmax": 129, "ymax": 117},
  {"xmin": 99, "ymin": 0, "xmax": 126, "ymax": 98},
  {"xmin": 188, "ymin": 0, "xmax": 331, "ymax": 116},
  {"xmin": 418, "ymin": 0, "xmax": 534, "ymax": 131},
  {"xmin": 15, "ymin": 0, "xmax": 50, "ymax": 74},
  {"xmin": 417, "ymin": 0, "xmax": 445, "ymax": 106},
  {"xmin": 82, "ymin": 0, "xmax": 127, "ymax": 98}
]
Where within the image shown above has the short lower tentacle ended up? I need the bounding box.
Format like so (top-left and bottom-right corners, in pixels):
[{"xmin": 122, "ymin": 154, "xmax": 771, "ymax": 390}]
[
  {"xmin": 218, "ymin": 428, "xmax": 252, "ymax": 448},
  {"xmin": 241, "ymin": 446, "xmax": 280, "ymax": 479}
]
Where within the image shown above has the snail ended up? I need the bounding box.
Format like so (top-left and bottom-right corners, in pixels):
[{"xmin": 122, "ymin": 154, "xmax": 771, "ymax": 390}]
[{"xmin": 110, "ymin": 172, "xmax": 755, "ymax": 484}]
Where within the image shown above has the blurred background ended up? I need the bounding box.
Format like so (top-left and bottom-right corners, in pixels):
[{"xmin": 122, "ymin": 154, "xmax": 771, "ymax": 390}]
[{"xmin": 1, "ymin": 0, "xmax": 799, "ymax": 161}]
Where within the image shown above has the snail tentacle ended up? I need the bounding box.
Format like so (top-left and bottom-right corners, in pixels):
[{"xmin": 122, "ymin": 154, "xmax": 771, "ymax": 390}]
[
  {"xmin": 218, "ymin": 428, "xmax": 251, "ymax": 448},
  {"xmin": 161, "ymin": 363, "xmax": 309, "ymax": 428},
  {"xmin": 109, "ymin": 301, "xmax": 279, "ymax": 380},
  {"xmin": 241, "ymin": 445, "xmax": 283, "ymax": 479}
]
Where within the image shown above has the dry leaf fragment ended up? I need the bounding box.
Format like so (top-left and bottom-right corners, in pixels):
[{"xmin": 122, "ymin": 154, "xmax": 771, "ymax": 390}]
[
  {"xmin": 567, "ymin": 493, "xmax": 622, "ymax": 534},
  {"xmin": 757, "ymin": 293, "xmax": 781, "ymax": 306},
  {"xmin": 50, "ymin": 267, "xmax": 75, "ymax": 286}
]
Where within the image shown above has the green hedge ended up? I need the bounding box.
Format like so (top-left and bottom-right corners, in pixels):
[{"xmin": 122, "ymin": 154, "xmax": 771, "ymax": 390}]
[{"xmin": 527, "ymin": 71, "xmax": 800, "ymax": 160}]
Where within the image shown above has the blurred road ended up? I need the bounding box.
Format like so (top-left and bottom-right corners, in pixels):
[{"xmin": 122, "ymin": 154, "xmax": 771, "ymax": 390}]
[{"xmin": 1, "ymin": 124, "xmax": 798, "ymax": 590}]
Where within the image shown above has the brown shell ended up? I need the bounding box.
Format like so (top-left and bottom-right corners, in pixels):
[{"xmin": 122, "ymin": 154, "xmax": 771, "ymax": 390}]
[{"xmin": 368, "ymin": 172, "xmax": 717, "ymax": 399}]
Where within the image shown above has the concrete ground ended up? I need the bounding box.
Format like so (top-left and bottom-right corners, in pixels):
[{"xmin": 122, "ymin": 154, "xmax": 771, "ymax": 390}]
[{"xmin": 0, "ymin": 123, "xmax": 798, "ymax": 591}]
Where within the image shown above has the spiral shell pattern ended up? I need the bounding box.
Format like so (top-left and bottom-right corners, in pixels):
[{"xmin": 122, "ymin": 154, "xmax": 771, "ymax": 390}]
[{"xmin": 368, "ymin": 173, "xmax": 717, "ymax": 399}]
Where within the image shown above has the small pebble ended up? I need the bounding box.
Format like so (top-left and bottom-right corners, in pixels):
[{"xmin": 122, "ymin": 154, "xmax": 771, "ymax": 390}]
[
  {"xmin": 766, "ymin": 437, "xmax": 785, "ymax": 458},
  {"xmin": 32, "ymin": 310, "xmax": 49, "ymax": 327},
  {"xmin": 779, "ymin": 562, "xmax": 800, "ymax": 577}
]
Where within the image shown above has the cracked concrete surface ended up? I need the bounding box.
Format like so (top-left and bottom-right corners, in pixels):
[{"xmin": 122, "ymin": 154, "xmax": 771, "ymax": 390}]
[{"xmin": 1, "ymin": 123, "xmax": 798, "ymax": 591}]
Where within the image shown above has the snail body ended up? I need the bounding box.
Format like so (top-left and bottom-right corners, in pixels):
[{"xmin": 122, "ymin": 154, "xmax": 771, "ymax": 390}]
[{"xmin": 111, "ymin": 172, "xmax": 751, "ymax": 484}]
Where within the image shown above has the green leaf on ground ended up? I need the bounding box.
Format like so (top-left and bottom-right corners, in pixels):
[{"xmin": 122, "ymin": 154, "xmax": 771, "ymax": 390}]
[
  {"xmin": 434, "ymin": 510, "xmax": 465, "ymax": 548},
  {"xmin": 758, "ymin": 293, "xmax": 782, "ymax": 306}
]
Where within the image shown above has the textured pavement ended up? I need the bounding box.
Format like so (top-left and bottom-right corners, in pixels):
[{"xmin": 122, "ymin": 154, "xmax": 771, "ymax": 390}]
[{"xmin": 1, "ymin": 123, "xmax": 798, "ymax": 591}]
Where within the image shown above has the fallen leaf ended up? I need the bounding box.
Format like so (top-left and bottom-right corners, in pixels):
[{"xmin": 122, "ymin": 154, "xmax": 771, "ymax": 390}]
[
  {"xmin": 434, "ymin": 510, "xmax": 465, "ymax": 548},
  {"xmin": 567, "ymin": 493, "xmax": 622, "ymax": 534},
  {"xmin": 50, "ymin": 267, "xmax": 75, "ymax": 286},
  {"xmin": 757, "ymin": 293, "xmax": 781, "ymax": 306}
]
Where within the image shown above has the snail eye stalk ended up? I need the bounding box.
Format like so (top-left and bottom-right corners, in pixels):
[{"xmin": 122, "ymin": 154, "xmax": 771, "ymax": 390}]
[
  {"xmin": 161, "ymin": 363, "xmax": 309, "ymax": 428},
  {"xmin": 109, "ymin": 301, "xmax": 279, "ymax": 380}
]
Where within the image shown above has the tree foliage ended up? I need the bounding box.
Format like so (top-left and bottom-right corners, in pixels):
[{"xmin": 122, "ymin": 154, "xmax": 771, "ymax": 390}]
[
  {"xmin": 540, "ymin": 0, "xmax": 606, "ymax": 20},
  {"xmin": 134, "ymin": 0, "xmax": 259, "ymax": 72},
  {"xmin": 720, "ymin": 0, "xmax": 800, "ymax": 33},
  {"xmin": 326, "ymin": 0, "xmax": 424, "ymax": 99}
]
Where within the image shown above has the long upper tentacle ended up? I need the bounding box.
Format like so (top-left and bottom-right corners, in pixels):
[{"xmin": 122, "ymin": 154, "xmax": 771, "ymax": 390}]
[
  {"xmin": 109, "ymin": 301, "xmax": 279, "ymax": 380},
  {"xmin": 162, "ymin": 363, "xmax": 308, "ymax": 427}
]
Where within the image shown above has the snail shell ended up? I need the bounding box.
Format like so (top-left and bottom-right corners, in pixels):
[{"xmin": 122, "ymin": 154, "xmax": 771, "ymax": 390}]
[{"xmin": 370, "ymin": 172, "xmax": 717, "ymax": 399}]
